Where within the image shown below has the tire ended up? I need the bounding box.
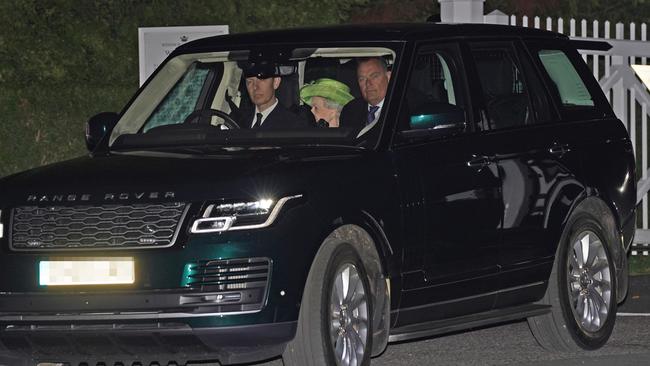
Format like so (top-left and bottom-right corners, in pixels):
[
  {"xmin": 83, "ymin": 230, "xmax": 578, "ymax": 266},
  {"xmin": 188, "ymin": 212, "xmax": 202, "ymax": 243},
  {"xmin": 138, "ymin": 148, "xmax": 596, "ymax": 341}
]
[
  {"xmin": 283, "ymin": 239, "xmax": 373, "ymax": 366},
  {"xmin": 528, "ymin": 210, "xmax": 617, "ymax": 351}
]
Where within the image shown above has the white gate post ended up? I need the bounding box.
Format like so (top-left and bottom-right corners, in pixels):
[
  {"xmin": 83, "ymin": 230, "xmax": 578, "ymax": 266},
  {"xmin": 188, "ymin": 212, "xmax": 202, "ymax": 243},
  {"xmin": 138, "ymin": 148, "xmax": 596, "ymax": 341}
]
[
  {"xmin": 484, "ymin": 10, "xmax": 509, "ymax": 25},
  {"xmin": 439, "ymin": 0, "xmax": 485, "ymax": 23},
  {"xmin": 612, "ymin": 23, "xmax": 628, "ymax": 126}
]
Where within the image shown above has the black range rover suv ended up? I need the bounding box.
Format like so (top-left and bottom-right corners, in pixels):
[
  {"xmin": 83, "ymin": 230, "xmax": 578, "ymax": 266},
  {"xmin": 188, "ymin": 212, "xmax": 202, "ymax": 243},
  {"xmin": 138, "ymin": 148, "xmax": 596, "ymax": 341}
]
[{"xmin": 0, "ymin": 23, "xmax": 636, "ymax": 366}]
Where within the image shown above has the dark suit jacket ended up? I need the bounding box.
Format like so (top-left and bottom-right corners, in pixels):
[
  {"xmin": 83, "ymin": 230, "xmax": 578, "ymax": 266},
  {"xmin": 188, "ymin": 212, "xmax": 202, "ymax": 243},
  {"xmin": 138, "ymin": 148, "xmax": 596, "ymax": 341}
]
[
  {"xmin": 239, "ymin": 103, "xmax": 306, "ymax": 130},
  {"xmin": 339, "ymin": 98, "xmax": 369, "ymax": 133}
]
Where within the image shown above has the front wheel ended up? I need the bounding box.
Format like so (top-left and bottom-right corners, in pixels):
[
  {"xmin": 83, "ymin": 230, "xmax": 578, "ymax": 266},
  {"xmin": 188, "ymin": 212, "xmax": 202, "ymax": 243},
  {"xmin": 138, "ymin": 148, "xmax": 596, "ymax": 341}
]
[
  {"xmin": 528, "ymin": 211, "xmax": 617, "ymax": 351},
  {"xmin": 283, "ymin": 240, "xmax": 373, "ymax": 366}
]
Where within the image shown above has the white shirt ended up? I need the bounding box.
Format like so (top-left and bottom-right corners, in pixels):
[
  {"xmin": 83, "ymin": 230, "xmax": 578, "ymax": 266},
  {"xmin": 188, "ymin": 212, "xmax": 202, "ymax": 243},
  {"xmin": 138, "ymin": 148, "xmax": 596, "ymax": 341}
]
[
  {"xmin": 251, "ymin": 99, "xmax": 279, "ymax": 128},
  {"xmin": 357, "ymin": 99, "xmax": 385, "ymax": 137}
]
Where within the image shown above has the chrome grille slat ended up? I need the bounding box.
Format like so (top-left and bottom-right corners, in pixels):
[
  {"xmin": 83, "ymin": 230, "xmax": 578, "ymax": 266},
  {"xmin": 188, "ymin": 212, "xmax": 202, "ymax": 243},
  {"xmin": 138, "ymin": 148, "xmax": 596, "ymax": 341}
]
[
  {"xmin": 193, "ymin": 264, "xmax": 270, "ymax": 273},
  {"xmin": 11, "ymin": 202, "xmax": 187, "ymax": 250},
  {"xmin": 184, "ymin": 257, "xmax": 271, "ymax": 292},
  {"xmin": 188, "ymin": 269, "xmax": 269, "ymax": 277},
  {"xmin": 186, "ymin": 272, "xmax": 269, "ymax": 283}
]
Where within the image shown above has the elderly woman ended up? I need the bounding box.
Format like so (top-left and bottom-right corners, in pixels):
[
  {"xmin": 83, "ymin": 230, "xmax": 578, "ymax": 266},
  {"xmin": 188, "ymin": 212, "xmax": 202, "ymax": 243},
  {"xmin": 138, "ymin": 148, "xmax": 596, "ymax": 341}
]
[{"xmin": 299, "ymin": 78, "xmax": 354, "ymax": 127}]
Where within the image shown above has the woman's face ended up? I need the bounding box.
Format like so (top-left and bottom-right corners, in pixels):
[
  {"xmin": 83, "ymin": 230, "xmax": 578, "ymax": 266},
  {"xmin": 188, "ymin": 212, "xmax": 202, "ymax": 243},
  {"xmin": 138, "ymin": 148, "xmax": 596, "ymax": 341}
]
[{"xmin": 310, "ymin": 96, "xmax": 338, "ymax": 127}]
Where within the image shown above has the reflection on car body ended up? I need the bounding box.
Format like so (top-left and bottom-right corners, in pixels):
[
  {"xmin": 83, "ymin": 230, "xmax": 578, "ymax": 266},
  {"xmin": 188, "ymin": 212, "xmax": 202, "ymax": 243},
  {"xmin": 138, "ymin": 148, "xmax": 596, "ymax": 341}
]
[{"xmin": 0, "ymin": 23, "xmax": 636, "ymax": 365}]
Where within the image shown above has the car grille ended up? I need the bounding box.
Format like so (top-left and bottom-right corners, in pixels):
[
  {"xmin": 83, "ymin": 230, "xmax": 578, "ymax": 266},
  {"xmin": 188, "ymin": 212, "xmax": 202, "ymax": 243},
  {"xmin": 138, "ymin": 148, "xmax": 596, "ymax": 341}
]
[
  {"xmin": 183, "ymin": 257, "xmax": 271, "ymax": 292},
  {"xmin": 10, "ymin": 202, "xmax": 187, "ymax": 250},
  {"xmin": 180, "ymin": 257, "xmax": 271, "ymax": 312}
]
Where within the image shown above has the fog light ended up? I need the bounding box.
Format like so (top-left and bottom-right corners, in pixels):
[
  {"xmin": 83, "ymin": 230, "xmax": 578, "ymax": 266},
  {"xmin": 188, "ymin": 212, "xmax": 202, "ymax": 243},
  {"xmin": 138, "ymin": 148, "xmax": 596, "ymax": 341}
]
[{"xmin": 190, "ymin": 216, "xmax": 235, "ymax": 233}]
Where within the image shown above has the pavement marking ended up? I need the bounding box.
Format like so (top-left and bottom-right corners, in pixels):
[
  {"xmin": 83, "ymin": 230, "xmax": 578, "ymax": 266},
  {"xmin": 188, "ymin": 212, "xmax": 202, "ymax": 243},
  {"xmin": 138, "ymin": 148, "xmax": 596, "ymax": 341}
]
[{"xmin": 618, "ymin": 312, "xmax": 650, "ymax": 316}]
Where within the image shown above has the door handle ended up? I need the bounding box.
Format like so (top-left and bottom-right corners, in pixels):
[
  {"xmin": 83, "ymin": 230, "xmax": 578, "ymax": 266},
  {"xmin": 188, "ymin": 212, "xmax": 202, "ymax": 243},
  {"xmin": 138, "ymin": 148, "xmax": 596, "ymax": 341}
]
[
  {"xmin": 467, "ymin": 155, "xmax": 492, "ymax": 169},
  {"xmin": 549, "ymin": 143, "xmax": 570, "ymax": 157}
]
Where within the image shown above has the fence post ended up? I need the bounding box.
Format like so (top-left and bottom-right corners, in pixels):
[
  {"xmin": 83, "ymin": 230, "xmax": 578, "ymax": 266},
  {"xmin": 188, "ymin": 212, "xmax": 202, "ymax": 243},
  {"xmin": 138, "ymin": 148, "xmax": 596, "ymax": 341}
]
[
  {"xmin": 593, "ymin": 20, "xmax": 599, "ymax": 80},
  {"xmin": 439, "ymin": 0, "xmax": 486, "ymax": 23},
  {"xmin": 641, "ymin": 103, "xmax": 648, "ymax": 229},
  {"xmin": 631, "ymin": 88, "xmax": 637, "ymax": 153},
  {"xmin": 631, "ymin": 22, "xmax": 637, "ymax": 65},
  {"xmin": 605, "ymin": 21, "xmax": 611, "ymax": 101},
  {"xmin": 612, "ymin": 23, "xmax": 627, "ymax": 127},
  {"xmin": 484, "ymin": 10, "xmax": 509, "ymax": 25},
  {"xmin": 643, "ymin": 23, "xmax": 647, "ymax": 65},
  {"xmin": 581, "ymin": 19, "xmax": 588, "ymax": 61}
]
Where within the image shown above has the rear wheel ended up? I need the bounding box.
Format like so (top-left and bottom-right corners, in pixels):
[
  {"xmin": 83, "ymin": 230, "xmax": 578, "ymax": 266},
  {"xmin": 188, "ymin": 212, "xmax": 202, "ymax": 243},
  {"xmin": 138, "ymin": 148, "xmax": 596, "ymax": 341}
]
[
  {"xmin": 528, "ymin": 211, "xmax": 617, "ymax": 351},
  {"xmin": 283, "ymin": 239, "xmax": 372, "ymax": 366}
]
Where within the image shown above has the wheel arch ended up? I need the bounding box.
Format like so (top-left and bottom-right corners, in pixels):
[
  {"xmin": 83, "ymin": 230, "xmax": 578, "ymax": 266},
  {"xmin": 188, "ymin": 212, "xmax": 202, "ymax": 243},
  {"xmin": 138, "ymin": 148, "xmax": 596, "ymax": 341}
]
[
  {"xmin": 546, "ymin": 191, "xmax": 628, "ymax": 302},
  {"xmin": 321, "ymin": 219, "xmax": 392, "ymax": 357},
  {"xmin": 304, "ymin": 210, "xmax": 396, "ymax": 358}
]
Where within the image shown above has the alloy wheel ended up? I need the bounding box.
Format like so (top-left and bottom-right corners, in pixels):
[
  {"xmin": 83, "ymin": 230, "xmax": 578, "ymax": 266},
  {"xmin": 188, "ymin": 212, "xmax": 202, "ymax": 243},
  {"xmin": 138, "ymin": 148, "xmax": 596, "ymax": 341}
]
[
  {"xmin": 567, "ymin": 230, "xmax": 612, "ymax": 333},
  {"xmin": 329, "ymin": 263, "xmax": 369, "ymax": 366}
]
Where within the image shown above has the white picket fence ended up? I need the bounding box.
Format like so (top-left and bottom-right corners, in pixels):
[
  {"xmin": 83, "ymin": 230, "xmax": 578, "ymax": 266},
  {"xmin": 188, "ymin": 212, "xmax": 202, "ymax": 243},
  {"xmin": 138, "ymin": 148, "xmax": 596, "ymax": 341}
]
[{"xmin": 487, "ymin": 14, "xmax": 650, "ymax": 255}]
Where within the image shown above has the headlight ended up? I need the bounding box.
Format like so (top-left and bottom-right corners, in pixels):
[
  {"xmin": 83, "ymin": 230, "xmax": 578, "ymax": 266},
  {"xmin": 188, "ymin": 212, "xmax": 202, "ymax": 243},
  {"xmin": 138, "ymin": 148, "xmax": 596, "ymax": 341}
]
[{"xmin": 190, "ymin": 194, "xmax": 302, "ymax": 233}]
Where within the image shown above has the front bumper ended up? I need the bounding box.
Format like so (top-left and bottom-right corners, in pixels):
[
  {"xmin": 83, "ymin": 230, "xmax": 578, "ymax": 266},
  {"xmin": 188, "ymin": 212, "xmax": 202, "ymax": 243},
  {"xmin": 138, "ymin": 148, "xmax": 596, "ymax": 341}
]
[
  {"xmin": 0, "ymin": 288, "xmax": 267, "ymax": 322},
  {"xmin": 0, "ymin": 320, "xmax": 296, "ymax": 365},
  {"xmin": 0, "ymin": 197, "xmax": 323, "ymax": 364}
]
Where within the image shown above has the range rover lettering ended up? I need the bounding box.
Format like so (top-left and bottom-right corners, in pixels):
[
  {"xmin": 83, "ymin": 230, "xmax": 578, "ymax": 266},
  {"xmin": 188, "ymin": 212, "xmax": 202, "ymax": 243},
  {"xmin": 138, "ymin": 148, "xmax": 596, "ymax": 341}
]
[{"xmin": 0, "ymin": 23, "xmax": 635, "ymax": 366}]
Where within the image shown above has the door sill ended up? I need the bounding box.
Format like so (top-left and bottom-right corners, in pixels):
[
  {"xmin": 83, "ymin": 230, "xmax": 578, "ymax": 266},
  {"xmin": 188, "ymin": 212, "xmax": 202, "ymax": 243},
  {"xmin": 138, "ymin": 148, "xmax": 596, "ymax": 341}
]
[{"xmin": 388, "ymin": 303, "xmax": 550, "ymax": 343}]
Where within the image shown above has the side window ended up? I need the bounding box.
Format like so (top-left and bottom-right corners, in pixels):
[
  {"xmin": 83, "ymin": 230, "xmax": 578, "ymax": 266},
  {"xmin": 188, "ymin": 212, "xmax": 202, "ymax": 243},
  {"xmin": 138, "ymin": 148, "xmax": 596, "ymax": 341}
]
[
  {"xmin": 142, "ymin": 62, "xmax": 215, "ymax": 132},
  {"xmin": 402, "ymin": 46, "xmax": 466, "ymax": 131},
  {"xmin": 471, "ymin": 44, "xmax": 532, "ymax": 129},
  {"xmin": 537, "ymin": 49, "xmax": 595, "ymax": 107}
]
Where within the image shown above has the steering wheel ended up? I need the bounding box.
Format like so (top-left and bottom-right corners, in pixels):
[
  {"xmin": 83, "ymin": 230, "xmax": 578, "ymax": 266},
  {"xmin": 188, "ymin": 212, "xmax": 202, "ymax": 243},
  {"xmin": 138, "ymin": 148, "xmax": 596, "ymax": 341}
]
[{"xmin": 182, "ymin": 108, "xmax": 241, "ymax": 129}]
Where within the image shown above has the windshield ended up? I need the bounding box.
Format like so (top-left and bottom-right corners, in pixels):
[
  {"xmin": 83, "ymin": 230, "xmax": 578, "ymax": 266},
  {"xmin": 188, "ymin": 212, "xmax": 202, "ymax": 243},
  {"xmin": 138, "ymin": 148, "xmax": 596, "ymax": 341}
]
[{"xmin": 110, "ymin": 46, "xmax": 398, "ymax": 151}]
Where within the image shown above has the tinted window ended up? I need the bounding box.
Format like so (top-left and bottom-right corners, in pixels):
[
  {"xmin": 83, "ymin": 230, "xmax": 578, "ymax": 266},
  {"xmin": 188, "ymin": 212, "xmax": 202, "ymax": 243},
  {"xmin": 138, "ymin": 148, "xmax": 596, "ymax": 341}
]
[
  {"xmin": 471, "ymin": 44, "xmax": 532, "ymax": 129},
  {"xmin": 525, "ymin": 41, "xmax": 608, "ymax": 121},
  {"xmin": 537, "ymin": 49, "xmax": 595, "ymax": 107},
  {"xmin": 401, "ymin": 46, "xmax": 466, "ymax": 132}
]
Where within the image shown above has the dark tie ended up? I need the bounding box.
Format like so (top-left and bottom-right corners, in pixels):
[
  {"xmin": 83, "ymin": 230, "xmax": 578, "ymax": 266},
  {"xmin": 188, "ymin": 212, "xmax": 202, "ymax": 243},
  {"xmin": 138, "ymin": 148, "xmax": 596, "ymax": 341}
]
[
  {"xmin": 367, "ymin": 105, "xmax": 379, "ymax": 125},
  {"xmin": 252, "ymin": 112, "xmax": 263, "ymax": 128}
]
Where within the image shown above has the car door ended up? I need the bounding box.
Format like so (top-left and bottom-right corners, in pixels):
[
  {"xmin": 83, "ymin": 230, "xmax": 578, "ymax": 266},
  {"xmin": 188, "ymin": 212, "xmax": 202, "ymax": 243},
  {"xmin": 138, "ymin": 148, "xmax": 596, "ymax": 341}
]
[
  {"xmin": 393, "ymin": 42, "xmax": 503, "ymax": 326},
  {"xmin": 467, "ymin": 40, "xmax": 586, "ymax": 308}
]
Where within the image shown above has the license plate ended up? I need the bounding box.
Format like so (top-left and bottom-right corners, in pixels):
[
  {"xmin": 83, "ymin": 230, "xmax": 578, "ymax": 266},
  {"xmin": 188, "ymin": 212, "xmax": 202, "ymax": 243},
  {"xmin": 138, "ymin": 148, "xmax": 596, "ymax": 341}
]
[{"xmin": 39, "ymin": 257, "xmax": 135, "ymax": 286}]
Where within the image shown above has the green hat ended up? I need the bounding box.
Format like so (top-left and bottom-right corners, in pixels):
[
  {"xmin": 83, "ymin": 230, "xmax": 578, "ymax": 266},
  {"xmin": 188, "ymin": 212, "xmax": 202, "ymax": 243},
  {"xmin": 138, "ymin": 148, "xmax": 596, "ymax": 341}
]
[{"xmin": 300, "ymin": 78, "xmax": 354, "ymax": 107}]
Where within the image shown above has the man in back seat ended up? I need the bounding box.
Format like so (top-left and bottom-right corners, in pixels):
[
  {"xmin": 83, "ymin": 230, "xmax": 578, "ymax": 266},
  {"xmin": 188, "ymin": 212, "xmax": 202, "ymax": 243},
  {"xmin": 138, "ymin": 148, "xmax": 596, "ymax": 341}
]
[{"xmin": 339, "ymin": 57, "xmax": 391, "ymax": 134}]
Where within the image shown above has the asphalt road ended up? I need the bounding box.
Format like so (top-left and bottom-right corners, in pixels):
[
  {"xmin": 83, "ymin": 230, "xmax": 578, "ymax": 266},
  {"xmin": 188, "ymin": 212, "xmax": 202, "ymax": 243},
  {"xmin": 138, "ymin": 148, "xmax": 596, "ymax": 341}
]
[
  {"xmin": 19, "ymin": 276, "xmax": 650, "ymax": 366},
  {"xmin": 252, "ymin": 275, "xmax": 650, "ymax": 366}
]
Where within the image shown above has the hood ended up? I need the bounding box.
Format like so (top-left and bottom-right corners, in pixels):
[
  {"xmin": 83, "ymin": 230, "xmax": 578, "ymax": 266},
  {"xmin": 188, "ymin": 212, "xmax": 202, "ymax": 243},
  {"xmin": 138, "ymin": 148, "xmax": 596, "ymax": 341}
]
[{"xmin": 0, "ymin": 148, "xmax": 364, "ymax": 208}]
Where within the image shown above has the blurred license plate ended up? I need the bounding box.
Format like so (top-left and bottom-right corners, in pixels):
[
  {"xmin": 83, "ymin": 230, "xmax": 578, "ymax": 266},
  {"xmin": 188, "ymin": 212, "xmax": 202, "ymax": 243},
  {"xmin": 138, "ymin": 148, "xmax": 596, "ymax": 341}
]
[{"xmin": 39, "ymin": 257, "xmax": 134, "ymax": 286}]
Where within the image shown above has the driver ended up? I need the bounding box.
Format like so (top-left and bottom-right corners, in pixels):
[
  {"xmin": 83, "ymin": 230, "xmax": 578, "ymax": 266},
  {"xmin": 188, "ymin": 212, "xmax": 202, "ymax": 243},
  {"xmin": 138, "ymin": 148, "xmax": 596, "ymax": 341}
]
[{"xmin": 240, "ymin": 73, "xmax": 304, "ymax": 129}]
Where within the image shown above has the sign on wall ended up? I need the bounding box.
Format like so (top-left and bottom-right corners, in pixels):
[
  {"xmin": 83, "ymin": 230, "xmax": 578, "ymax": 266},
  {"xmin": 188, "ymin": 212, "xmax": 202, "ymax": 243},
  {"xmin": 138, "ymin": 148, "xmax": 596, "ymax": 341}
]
[{"xmin": 138, "ymin": 25, "xmax": 229, "ymax": 85}]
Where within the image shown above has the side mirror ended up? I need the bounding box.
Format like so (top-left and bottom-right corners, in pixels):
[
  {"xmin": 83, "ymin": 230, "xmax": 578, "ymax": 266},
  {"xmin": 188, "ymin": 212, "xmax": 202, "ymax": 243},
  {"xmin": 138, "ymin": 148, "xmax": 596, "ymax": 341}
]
[{"xmin": 85, "ymin": 112, "xmax": 119, "ymax": 152}]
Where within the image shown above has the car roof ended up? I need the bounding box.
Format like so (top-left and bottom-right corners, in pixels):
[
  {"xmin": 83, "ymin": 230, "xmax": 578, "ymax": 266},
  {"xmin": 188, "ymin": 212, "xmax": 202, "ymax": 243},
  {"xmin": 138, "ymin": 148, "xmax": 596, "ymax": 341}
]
[{"xmin": 175, "ymin": 22, "xmax": 567, "ymax": 53}]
